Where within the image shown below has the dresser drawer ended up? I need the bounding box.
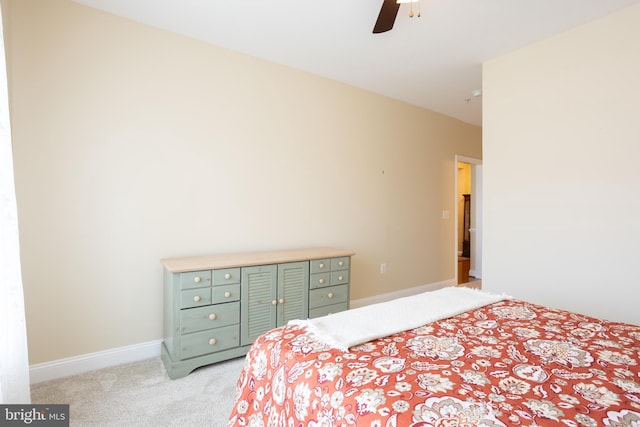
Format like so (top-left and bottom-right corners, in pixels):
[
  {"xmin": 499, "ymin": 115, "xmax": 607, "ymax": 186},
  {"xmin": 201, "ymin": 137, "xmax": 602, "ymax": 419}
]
[
  {"xmin": 180, "ymin": 324, "xmax": 240, "ymax": 359},
  {"xmin": 180, "ymin": 302, "xmax": 240, "ymax": 334},
  {"xmin": 309, "ymin": 272, "xmax": 331, "ymax": 289},
  {"xmin": 212, "ymin": 284, "xmax": 240, "ymax": 303},
  {"xmin": 331, "ymin": 270, "xmax": 349, "ymax": 285},
  {"xmin": 213, "ymin": 268, "xmax": 240, "ymax": 286},
  {"xmin": 181, "ymin": 288, "xmax": 212, "ymax": 309},
  {"xmin": 309, "ymin": 284, "xmax": 348, "ymax": 309},
  {"xmin": 331, "ymin": 257, "xmax": 350, "ymax": 271},
  {"xmin": 310, "ymin": 259, "xmax": 331, "ymax": 274},
  {"xmin": 309, "ymin": 302, "xmax": 349, "ymax": 319},
  {"xmin": 180, "ymin": 271, "xmax": 211, "ymax": 290}
]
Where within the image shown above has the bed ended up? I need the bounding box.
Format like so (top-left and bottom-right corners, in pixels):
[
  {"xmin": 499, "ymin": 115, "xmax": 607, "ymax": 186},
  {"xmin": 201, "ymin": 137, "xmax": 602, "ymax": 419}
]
[{"xmin": 227, "ymin": 287, "xmax": 640, "ymax": 426}]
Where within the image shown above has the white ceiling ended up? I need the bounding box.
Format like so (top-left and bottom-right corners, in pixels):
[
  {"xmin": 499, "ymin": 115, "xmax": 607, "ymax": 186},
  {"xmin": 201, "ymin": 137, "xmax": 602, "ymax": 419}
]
[{"xmin": 72, "ymin": 0, "xmax": 640, "ymax": 126}]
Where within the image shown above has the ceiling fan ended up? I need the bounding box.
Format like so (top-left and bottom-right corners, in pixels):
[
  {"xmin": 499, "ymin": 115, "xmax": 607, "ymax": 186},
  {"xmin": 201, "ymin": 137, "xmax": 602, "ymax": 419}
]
[{"xmin": 373, "ymin": 0, "xmax": 420, "ymax": 33}]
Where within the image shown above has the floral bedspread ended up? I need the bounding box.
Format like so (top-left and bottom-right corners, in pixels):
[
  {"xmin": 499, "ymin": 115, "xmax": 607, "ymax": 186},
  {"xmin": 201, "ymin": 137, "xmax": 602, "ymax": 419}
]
[{"xmin": 227, "ymin": 299, "xmax": 640, "ymax": 426}]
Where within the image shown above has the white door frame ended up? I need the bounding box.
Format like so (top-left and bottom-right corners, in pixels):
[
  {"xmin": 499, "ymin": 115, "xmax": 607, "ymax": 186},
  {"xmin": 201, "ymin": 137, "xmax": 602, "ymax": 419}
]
[{"xmin": 454, "ymin": 155, "xmax": 483, "ymax": 283}]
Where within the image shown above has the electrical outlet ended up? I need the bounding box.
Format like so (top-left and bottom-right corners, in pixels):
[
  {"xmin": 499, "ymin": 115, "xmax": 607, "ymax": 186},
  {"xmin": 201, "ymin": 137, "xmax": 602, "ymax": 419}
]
[{"xmin": 380, "ymin": 263, "xmax": 386, "ymax": 274}]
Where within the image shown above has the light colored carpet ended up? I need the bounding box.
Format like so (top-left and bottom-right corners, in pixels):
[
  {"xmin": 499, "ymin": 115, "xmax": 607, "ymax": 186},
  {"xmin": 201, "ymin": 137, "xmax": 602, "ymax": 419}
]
[{"xmin": 30, "ymin": 356, "xmax": 246, "ymax": 427}]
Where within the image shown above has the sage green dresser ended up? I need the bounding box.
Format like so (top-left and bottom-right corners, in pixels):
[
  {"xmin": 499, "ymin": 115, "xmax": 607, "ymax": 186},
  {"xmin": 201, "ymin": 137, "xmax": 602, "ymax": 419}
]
[{"xmin": 161, "ymin": 247, "xmax": 353, "ymax": 379}]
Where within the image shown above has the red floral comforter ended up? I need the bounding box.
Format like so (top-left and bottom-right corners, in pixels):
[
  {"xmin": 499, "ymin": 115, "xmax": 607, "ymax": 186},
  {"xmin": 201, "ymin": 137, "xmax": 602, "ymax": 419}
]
[{"xmin": 227, "ymin": 299, "xmax": 640, "ymax": 426}]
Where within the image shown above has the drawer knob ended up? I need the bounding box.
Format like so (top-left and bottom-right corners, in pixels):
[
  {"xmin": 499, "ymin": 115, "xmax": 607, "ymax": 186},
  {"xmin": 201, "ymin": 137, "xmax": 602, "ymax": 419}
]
[
  {"xmin": 272, "ymin": 300, "xmax": 277, "ymax": 305},
  {"xmin": 194, "ymin": 276, "xmax": 201, "ymax": 283},
  {"xmin": 338, "ymin": 261, "xmax": 344, "ymax": 266},
  {"xmin": 338, "ymin": 275, "xmax": 344, "ymax": 281},
  {"xmin": 209, "ymin": 338, "xmax": 217, "ymax": 346},
  {"xmin": 279, "ymin": 298, "xmax": 285, "ymax": 304},
  {"xmin": 224, "ymin": 291, "xmax": 231, "ymax": 298},
  {"xmin": 328, "ymin": 292, "xmax": 334, "ymax": 299},
  {"xmin": 319, "ymin": 278, "xmax": 325, "ymax": 284},
  {"xmin": 209, "ymin": 313, "xmax": 217, "ymax": 320},
  {"xmin": 193, "ymin": 295, "xmax": 201, "ymax": 302},
  {"xmin": 224, "ymin": 273, "xmax": 231, "ymax": 280},
  {"xmin": 319, "ymin": 263, "xmax": 325, "ymax": 269}
]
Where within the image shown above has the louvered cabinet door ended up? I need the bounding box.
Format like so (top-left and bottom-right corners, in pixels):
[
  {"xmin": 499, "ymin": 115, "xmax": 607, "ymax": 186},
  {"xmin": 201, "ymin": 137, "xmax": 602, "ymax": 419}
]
[
  {"xmin": 240, "ymin": 264, "xmax": 277, "ymax": 345},
  {"xmin": 277, "ymin": 261, "xmax": 309, "ymax": 326}
]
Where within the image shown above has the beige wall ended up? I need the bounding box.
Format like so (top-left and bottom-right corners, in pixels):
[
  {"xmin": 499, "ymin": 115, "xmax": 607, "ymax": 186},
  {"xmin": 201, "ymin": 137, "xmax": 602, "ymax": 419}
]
[
  {"xmin": 6, "ymin": 0, "xmax": 481, "ymax": 364},
  {"xmin": 483, "ymin": 4, "xmax": 640, "ymax": 325}
]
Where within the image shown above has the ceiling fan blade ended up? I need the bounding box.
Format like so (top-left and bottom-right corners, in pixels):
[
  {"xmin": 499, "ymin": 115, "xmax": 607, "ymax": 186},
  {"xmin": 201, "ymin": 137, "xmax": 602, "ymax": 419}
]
[{"xmin": 373, "ymin": 0, "xmax": 400, "ymax": 33}]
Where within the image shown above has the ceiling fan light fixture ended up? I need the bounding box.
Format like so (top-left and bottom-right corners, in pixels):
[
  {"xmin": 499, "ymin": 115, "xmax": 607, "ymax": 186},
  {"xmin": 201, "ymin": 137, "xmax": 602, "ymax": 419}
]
[
  {"xmin": 372, "ymin": 0, "xmax": 420, "ymax": 34},
  {"xmin": 396, "ymin": 0, "xmax": 420, "ymax": 18}
]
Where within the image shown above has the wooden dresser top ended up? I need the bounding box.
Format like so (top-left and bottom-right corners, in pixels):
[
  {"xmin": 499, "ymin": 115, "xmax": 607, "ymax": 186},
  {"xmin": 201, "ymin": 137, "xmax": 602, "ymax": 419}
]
[{"xmin": 161, "ymin": 247, "xmax": 354, "ymax": 273}]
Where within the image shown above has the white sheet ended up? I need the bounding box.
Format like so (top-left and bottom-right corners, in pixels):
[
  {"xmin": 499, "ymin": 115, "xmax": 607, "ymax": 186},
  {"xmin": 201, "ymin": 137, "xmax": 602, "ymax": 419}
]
[{"xmin": 290, "ymin": 286, "xmax": 509, "ymax": 351}]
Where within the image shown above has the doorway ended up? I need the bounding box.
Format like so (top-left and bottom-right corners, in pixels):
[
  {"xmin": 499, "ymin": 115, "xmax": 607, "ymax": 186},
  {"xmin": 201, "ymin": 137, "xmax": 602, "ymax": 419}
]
[{"xmin": 455, "ymin": 156, "xmax": 482, "ymax": 286}]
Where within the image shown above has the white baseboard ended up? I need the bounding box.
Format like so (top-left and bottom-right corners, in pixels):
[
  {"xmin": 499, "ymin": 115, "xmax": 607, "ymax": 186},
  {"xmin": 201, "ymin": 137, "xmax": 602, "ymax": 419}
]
[
  {"xmin": 350, "ymin": 279, "xmax": 454, "ymax": 309},
  {"xmin": 30, "ymin": 279, "xmax": 455, "ymax": 384},
  {"xmin": 30, "ymin": 340, "xmax": 162, "ymax": 384}
]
